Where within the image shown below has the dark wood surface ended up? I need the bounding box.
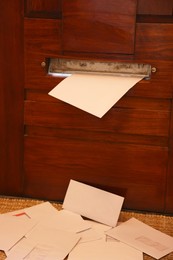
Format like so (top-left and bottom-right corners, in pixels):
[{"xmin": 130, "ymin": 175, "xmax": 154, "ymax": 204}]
[
  {"xmin": 1, "ymin": 0, "xmax": 173, "ymax": 213},
  {"xmin": 0, "ymin": 0, "xmax": 24, "ymax": 195},
  {"xmin": 166, "ymin": 88, "xmax": 173, "ymax": 214},
  {"xmin": 137, "ymin": 0, "xmax": 173, "ymax": 15},
  {"xmin": 24, "ymin": 0, "xmax": 62, "ymax": 18},
  {"xmin": 62, "ymin": 0, "xmax": 137, "ymax": 54}
]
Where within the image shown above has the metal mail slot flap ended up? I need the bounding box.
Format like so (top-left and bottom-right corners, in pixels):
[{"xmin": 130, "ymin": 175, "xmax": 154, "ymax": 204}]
[{"xmin": 48, "ymin": 58, "xmax": 152, "ymax": 79}]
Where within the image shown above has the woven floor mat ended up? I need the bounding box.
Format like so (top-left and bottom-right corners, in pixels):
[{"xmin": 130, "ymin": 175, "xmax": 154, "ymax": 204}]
[{"xmin": 0, "ymin": 196, "xmax": 173, "ymax": 260}]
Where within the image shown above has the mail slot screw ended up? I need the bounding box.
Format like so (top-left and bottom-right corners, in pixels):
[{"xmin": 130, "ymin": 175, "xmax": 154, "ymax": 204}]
[
  {"xmin": 41, "ymin": 61, "xmax": 46, "ymax": 68},
  {"xmin": 151, "ymin": 67, "xmax": 157, "ymax": 73}
]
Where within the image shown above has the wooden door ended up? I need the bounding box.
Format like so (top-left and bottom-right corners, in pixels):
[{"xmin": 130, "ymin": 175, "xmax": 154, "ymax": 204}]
[{"xmin": 1, "ymin": 0, "xmax": 173, "ymax": 214}]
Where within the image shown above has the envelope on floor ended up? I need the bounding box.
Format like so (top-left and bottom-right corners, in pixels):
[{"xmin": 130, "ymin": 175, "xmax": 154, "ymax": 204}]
[
  {"xmin": 36, "ymin": 209, "xmax": 91, "ymax": 234},
  {"xmin": 67, "ymin": 239, "xmax": 143, "ymax": 260},
  {"xmin": 106, "ymin": 217, "xmax": 173, "ymax": 259},
  {"xmin": 0, "ymin": 214, "xmax": 37, "ymax": 252},
  {"xmin": 7, "ymin": 226, "xmax": 81, "ymax": 260},
  {"xmin": 4, "ymin": 201, "xmax": 58, "ymax": 221},
  {"xmin": 63, "ymin": 179, "xmax": 124, "ymax": 227}
]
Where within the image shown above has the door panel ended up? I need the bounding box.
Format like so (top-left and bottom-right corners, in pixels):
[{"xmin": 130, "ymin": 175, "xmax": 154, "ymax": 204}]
[{"xmin": 63, "ymin": 0, "xmax": 137, "ymax": 54}]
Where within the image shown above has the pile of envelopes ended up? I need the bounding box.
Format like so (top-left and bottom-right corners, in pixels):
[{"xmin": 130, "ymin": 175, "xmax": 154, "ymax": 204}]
[{"xmin": 0, "ymin": 179, "xmax": 173, "ymax": 260}]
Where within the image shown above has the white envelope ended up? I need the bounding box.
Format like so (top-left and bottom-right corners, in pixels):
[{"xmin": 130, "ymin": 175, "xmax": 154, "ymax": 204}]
[
  {"xmin": 67, "ymin": 239, "xmax": 143, "ymax": 260},
  {"xmin": 25, "ymin": 201, "xmax": 59, "ymax": 220},
  {"xmin": 4, "ymin": 201, "xmax": 58, "ymax": 221},
  {"xmin": 0, "ymin": 215, "xmax": 37, "ymax": 252},
  {"xmin": 106, "ymin": 217, "xmax": 173, "ymax": 259},
  {"xmin": 26, "ymin": 225, "xmax": 81, "ymax": 260},
  {"xmin": 7, "ymin": 211, "xmax": 85, "ymax": 260},
  {"xmin": 8, "ymin": 226, "xmax": 81, "ymax": 260},
  {"xmin": 63, "ymin": 179, "xmax": 124, "ymax": 227},
  {"xmin": 37, "ymin": 209, "xmax": 91, "ymax": 233},
  {"xmin": 48, "ymin": 73, "xmax": 143, "ymax": 118}
]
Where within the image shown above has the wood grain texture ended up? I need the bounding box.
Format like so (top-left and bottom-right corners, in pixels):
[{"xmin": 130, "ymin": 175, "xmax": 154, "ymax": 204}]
[
  {"xmin": 24, "ymin": 0, "xmax": 62, "ymax": 18},
  {"xmin": 24, "ymin": 99, "xmax": 170, "ymax": 138},
  {"xmin": 24, "ymin": 18, "xmax": 63, "ymax": 90},
  {"xmin": 62, "ymin": 0, "xmax": 137, "ymax": 54},
  {"xmin": 135, "ymin": 23, "xmax": 173, "ymax": 60},
  {"xmin": 166, "ymin": 73, "xmax": 173, "ymax": 214},
  {"xmin": 137, "ymin": 0, "xmax": 173, "ymax": 15},
  {"xmin": 0, "ymin": 1, "xmax": 24, "ymax": 195},
  {"xmin": 24, "ymin": 136, "xmax": 167, "ymax": 212}
]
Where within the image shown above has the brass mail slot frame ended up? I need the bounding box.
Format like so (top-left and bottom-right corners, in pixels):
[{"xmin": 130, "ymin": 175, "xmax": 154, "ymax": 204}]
[{"xmin": 48, "ymin": 58, "xmax": 153, "ymax": 79}]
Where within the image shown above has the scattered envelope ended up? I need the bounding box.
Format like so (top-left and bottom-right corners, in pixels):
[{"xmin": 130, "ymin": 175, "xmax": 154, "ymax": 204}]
[
  {"xmin": 26, "ymin": 225, "xmax": 81, "ymax": 260},
  {"xmin": 8, "ymin": 225, "xmax": 81, "ymax": 260},
  {"xmin": 63, "ymin": 179, "xmax": 124, "ymax": 227},
  {"xmin": 6, "ymin": 212, "xmax": 85, "ymax": 260},
  {"xmin": 106, "ymin": 217, "xmax": 173, "ymax": 259},
  {"xmin": 4, "ymin": 201, "xmax": 58, "ymax": 221},
  {"xmin": 37, "ymin": 209, "xmax": 91, "ymax": 233},
  {"xmin": 25, "ymin": 201, "xmax": 59, "ymax": 220},
  {"xmin": 67, "ymin": 239, "xmax": 143, "ymax": 260},
  {"xmin": 0, "ymin": 214, "xmax": 37, "ymax": 252},
  {"xmin": 48, "ymin": 73, "xmax": 143, "ymax": 118},
  {"xmin": 2, "ymin": 181, "xmax": 173, "ymax": 260}
]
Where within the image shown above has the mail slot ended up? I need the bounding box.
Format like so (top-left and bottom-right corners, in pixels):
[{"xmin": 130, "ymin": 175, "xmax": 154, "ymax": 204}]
[{"xmin": 48, "ymin": 58, "xmax": 152, "ymax": 79}]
